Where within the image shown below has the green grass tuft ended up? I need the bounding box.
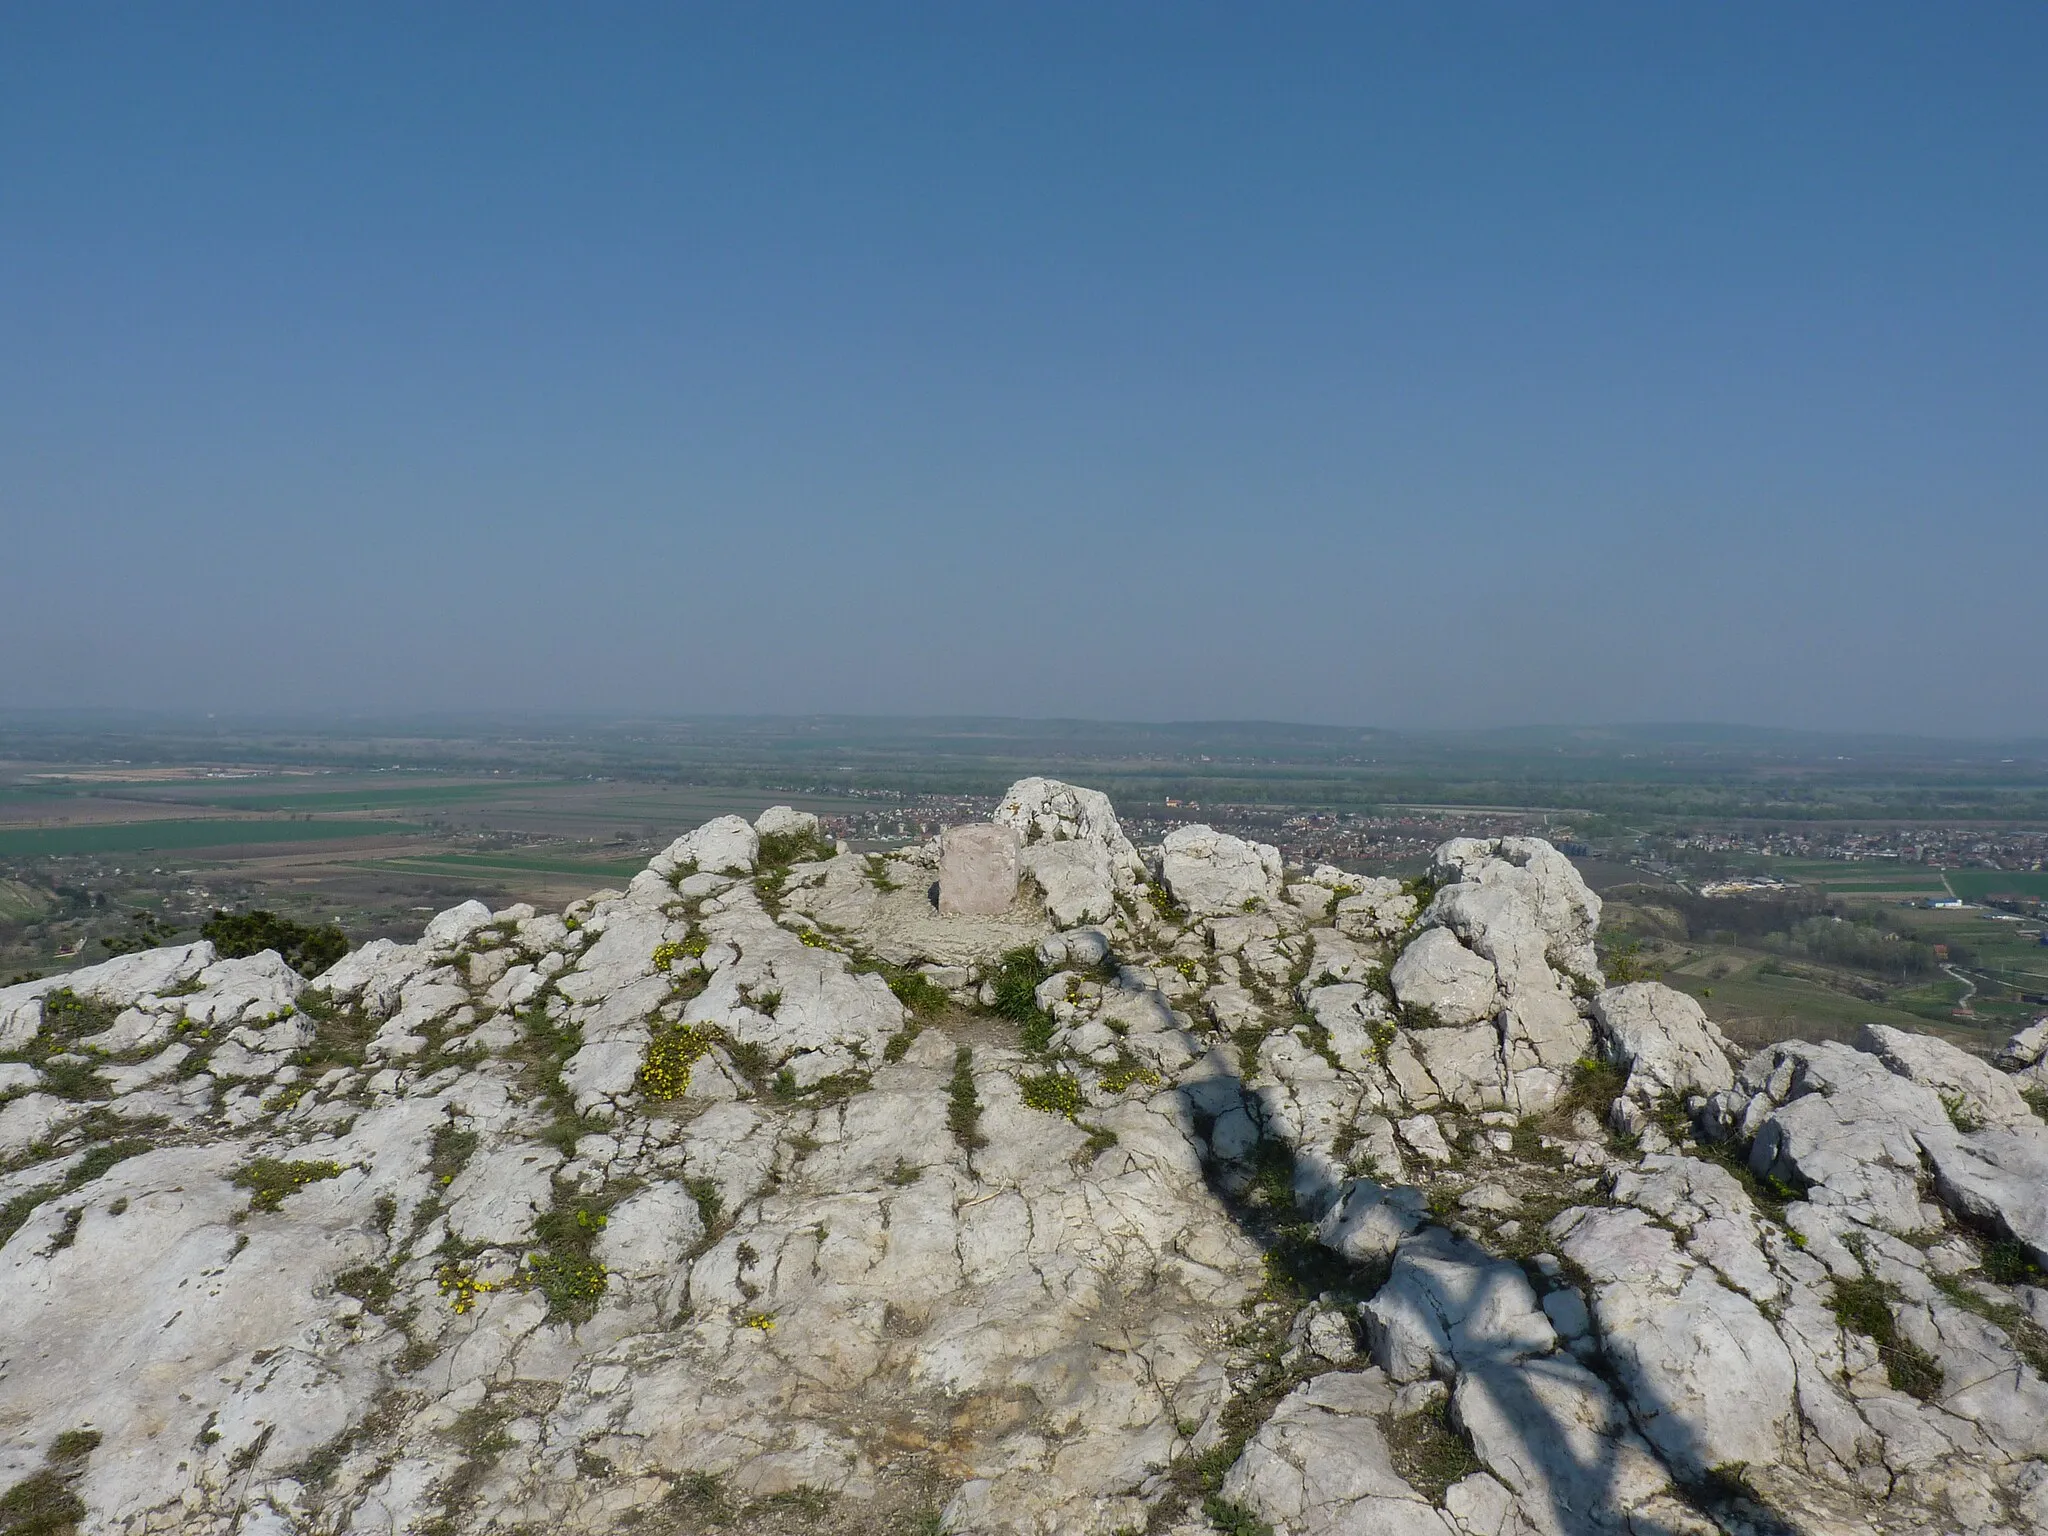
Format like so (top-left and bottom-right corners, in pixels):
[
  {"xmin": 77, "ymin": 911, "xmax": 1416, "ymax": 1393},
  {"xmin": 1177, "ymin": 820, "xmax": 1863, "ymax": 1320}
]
[{"xmin": 233, "ymin": 1158, "xmax": 345, "ymax": 1212}]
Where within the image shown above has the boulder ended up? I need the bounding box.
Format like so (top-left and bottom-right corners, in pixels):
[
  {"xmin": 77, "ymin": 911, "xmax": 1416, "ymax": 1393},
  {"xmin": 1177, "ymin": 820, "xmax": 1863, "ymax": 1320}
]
[
  {"xmin": 1332, "ymin": 877, "xmax": 1419, "ymax": 941},
  {"xmin": 992, "ymin": 777, "xmax": 1145, "ymax": 886},
  {"xmin": 754, "ymin": 805, "xmax": 822, "ymax": 842},
  {"xmin": 314, "ymin": 938, "xmax": 426, "ymax": 1017},
  {"xmin": 1317, "ymin": 1179, "xmax": 1427, "ymax": 1265},
  {"xmin": 937, "ymin": 824, "xmax": 1021, "ymax": 916},
  {"xmin": 1389, "ymin": 928, "xmax": 1499, "ymax": 1026},
  {"xmin": 1363, "ymin": 1228, "xmax": 1556, "ymax": 1383},
  {"xmin": 1722, "ymin": 1039, "xmax": 1951, "ymax": 1234},
  {"xmin": 1157, "ymin": 824, "xmax": 1284, "ymax": 916},
  {"xmin": 421, "ymin": 900, "xmax": 495, "ymax": 951},
  {"xmin": 650, "ymin": 815, "xmax": 759, "ymax": 878},
  {"xmin": 1036, "ymin": 927, "xmax": 1111, "ymax": 970},
  {"xmin": 1996, "ymin": 1018, "xmax": 2048, "ymax": 1073},
  {"xmin": 1451, "ymin": 1354, "xmax": 1672, "ymax": 1536},
  {"xmin": 1017, "ymin": 840, "xmax": 1118, "ymax": 928},
  {"xmin": 1590, "ymin": 983, "xmax": 1736, "ymax": 1125}
]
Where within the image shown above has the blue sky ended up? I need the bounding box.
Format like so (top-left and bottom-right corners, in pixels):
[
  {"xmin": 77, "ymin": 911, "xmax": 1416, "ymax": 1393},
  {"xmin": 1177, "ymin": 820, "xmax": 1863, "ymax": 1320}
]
[{"xmin": 3, "ymin": 5, "xmax": 2043, "ymax": 732}]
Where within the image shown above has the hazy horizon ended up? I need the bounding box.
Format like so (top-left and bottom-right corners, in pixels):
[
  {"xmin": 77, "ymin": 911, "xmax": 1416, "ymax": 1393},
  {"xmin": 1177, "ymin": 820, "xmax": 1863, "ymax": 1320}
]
[
  {"xmin": 4, "ymin": 707, "xmax": 2044, "ymax": 758},
  {"xmin": 5, "ymin": 6, "xmax": 2044, "ymax": 733}
]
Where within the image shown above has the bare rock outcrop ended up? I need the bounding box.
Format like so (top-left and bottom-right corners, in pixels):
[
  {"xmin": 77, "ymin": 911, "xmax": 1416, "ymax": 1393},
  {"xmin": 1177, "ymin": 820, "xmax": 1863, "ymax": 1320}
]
[{"xmin": 5, "ymin": 786, "xmax": 2048, "ymax": 1536}]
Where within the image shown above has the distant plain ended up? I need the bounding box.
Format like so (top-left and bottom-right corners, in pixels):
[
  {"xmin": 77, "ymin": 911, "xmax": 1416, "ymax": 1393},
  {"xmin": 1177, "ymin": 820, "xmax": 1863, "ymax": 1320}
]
[{"xmin": 2, "ymin": 714, "xmax": 2042, "ymax": 1060}]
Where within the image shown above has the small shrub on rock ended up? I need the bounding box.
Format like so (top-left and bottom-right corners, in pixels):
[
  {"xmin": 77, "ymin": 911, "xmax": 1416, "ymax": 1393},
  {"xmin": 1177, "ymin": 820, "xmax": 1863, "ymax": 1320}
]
[
  {"xmin": 757, "ymin": 828, "xmax": 834, "ymax": 868},
  {"xmin": 202, "ymin": 909, "xmax": 347, "ymax": 977},
  {"xmin": 886, "ymin": 970, "xmax": 951, "ymax": 1018},
  {"xmin": 989, "ymin": 947, "xmax": 1055, "ymax": 1052}
]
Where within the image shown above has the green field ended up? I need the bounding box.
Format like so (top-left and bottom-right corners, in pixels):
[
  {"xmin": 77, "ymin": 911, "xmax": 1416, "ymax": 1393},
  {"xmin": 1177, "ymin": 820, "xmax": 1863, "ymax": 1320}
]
[
  {"xmin": 1662, "ymin": 965, "xmax": 2001, "ymax": 1051},
  {"xmin": 1813, "ymin": 880, "xmax": 1950, "ymax": 895},
  {"xmin": 0, "ymin": 819, "xmax": 418, "ymax": 856},
  {"xmin": 180, "ymin": 785, "xmax": 528, "ymax": 813},
  {"xmin": 370, "ymin": 852, "xmax": 645, "ymax": 879},
  {"xmin": 0, "ymin": 879, "xmax": 47, "ymax": 919},
  {"xmin": 1945, "ymin": 869, "xmax": 2048, "ymax": 901}
]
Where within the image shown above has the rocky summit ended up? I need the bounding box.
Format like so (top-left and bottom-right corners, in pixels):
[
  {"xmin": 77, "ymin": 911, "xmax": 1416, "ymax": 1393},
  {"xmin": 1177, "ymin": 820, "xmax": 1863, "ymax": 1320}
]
[{"xmin": 7, "ymin": 782, "xmax": 2048, "ymax": 1536}]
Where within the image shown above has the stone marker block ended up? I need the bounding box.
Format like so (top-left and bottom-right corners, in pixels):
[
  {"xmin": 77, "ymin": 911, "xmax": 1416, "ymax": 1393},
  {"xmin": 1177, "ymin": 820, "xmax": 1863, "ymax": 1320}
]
[{"xmin": 938, "ymin": 823, "xmax": 1021, "ymax": 916}]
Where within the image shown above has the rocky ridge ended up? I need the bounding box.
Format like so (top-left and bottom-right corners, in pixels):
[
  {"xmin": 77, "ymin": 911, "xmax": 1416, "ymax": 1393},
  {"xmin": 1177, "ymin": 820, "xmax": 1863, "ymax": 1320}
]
[{"xmin": 3, "ymin": 784, "xmax": 2048, "ymax": 1536}]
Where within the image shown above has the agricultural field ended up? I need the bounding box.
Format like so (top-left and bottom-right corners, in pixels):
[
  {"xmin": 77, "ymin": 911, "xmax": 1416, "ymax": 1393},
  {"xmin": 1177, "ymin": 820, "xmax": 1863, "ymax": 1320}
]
[
  {"xmin": 1656, "ymin": 958, "xmax": 1991, "ymax": 1053},
  {"xmin": 0, "ymin": 818, "xmax": 418, "ymax": 857},
  {"xmin": 1945, "ymin": 868, "xmax": 2048, "ymax": 901},
  {"xmin": 1602, "ymin": 858, "xmax": 2048, "ymax": 1057},
  {"xmin": 0, "ymin": 754, "xmax": 895, "ymax": 980}
]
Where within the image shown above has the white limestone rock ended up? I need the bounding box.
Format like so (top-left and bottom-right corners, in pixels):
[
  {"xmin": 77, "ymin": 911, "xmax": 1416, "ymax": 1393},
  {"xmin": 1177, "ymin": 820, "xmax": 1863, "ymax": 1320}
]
[
  {"xmin": 753, "ymin": 805, "xmax": 822, "ymax": 842},
  {"xmin": 0, "ymin": 942, "xmax": 216, "ymax": 1049},
  {"xmin": 1413, "ymin": 1022, "xmax": 1509, "ymax": 1111},
  {"xmin": 1303, "ymin": 927, "xmax": 1381, "ymax": 986},
  {"xmin": 1608, "ymin": 1152, "xmax": 1782, "ymax": 1305},
  {"xmin": 1497, "ymin": 983, "xmax": 1590, "ymax": 1114},
  {"xmin": 1917, "ymin": 1123, "xmax": 2048, "ymax": 1268},
  {"xmin": 8, "ymin": 803, "xmax": 2039, "ymax": 1536},
  {"xmin": 1018, "ymin": 838, "xmax": 1121, "ymax": 929},
  {"xmin": 1723, "ymin": 1039, "xmax": 1951, "ymax": 1233},
  {"xmin": 174, "ymin": 951, "xmax": 307, "ymax": 1029},
  {"xmin": 1389, "ymin": 928, "xmax": 1500, "ymax": 1026},
  {"xmin": 1300, "ymin": 982, "xmax": 1393, "ymax": 1074},
  {"xmin": 421, "ymin": 900, "xmax": 496, "ymax": 952},
  {"xmin": 1996, "ymin": 1018, "xmax": 2048, "ymax": 1073},
  {"xmin": 1317, "ymin": 1178, "xmax": 1427, "ymax": 1265},
  {"xmin": 1549, "ymin": 1204, "xmax": 1798, "ymax": 1476},
  {"xmin": 1429, "ymin": 836, "xmax": 1602, "ymax": 989},
  {"xmin": 1856, "ymin": 1022, "xmax": 2037, "ymax": 1131},
  {"xmin": 1451, "ymin": 1353, "xmax": 1672, "ymax": 1536},
  {"xmin": 1893, "ymin": 1294, "xmax": 2048, "ymax": 1459},
  {"xmin": 1589, "ymin": 982, "xmax": 1736, "ymax": 1128},
  {"xmin": 0, "ymin": 1093, "xmax": 71, "ymax": 1156},
  {"xmin": 594, "ymin": 1183, "xmax": 705, "ymax": 1311},
  {"xmin": 1363, "ymin": 1228, "xmax": 1556, "ymax": 1384},
  {"xmin": 445, "ymin": 1141, "xmax": 562, "ymax": 1247},
  {"xmin": 1332, "ymin": 877, "xmax": 1418, "ymax": 941},
  {"xmin": 1220, "ymin": 1369, "xmax": 1454, "ymax": 1536},
  {"xmin": 1037, "ymin": 927, "xmax": 1112, "ymax": 970},
  {"xmin": 316, "ymin": 938, "xmax": 428, "ymax": 1019},
  {"xmin": 1157, "ymin": 824, "xmax": 1284, "ymax": 917},
  {"xmin": 992, "ymin": 777, "xmax": 1145, "ymax": 888},
  {"xmin": 650, "ymin": 815, "xmax": 759, "ymax": 878}
]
